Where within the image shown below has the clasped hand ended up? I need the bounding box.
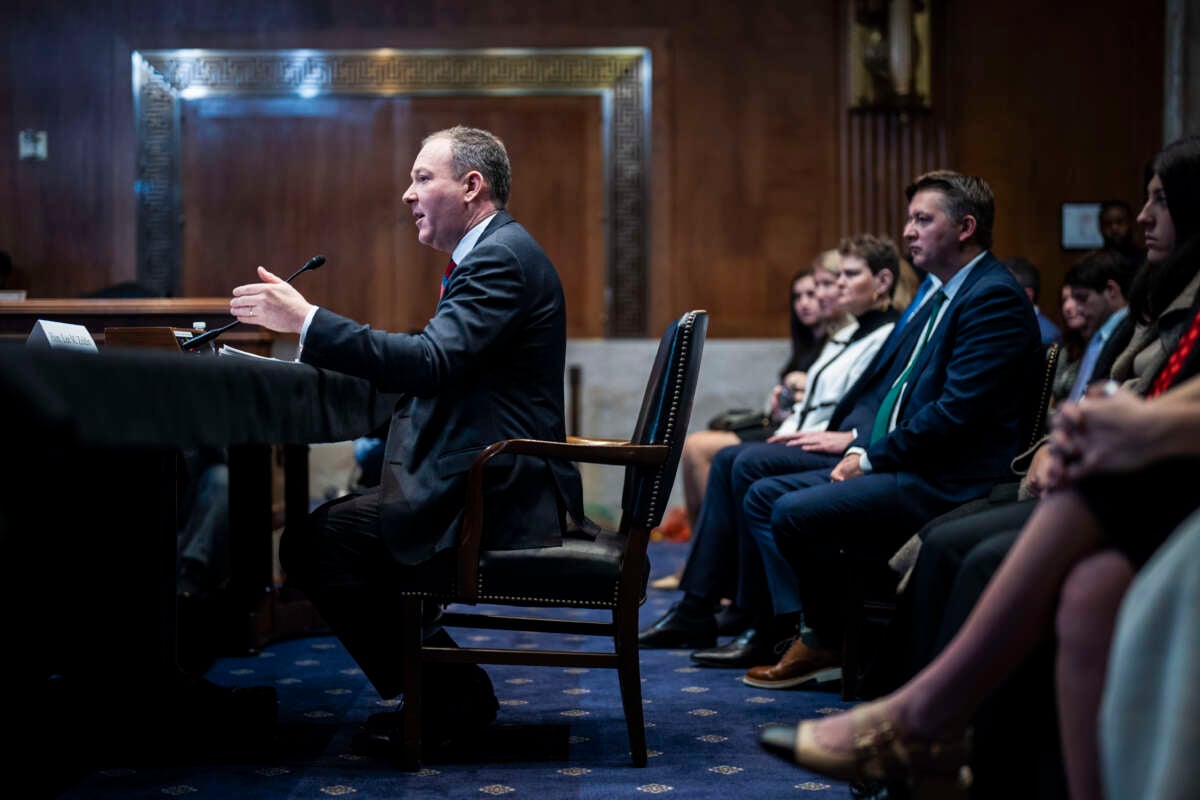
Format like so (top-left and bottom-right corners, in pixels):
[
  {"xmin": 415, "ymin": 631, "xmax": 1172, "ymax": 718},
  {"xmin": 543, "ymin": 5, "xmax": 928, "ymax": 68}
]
[{"xmin": 1034, "ymin": 384, "xmax": 1153, "ymax": 493}]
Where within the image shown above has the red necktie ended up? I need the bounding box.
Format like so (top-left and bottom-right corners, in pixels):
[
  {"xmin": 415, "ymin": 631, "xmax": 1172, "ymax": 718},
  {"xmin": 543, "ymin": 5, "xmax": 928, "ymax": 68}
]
[
  {"xmin": 440, "ymin": 259, "xmax": 456, "ymax": 299},
  {"xmin": 1149, "ymin": 304, "xmax": 1200, "ymax": 397}
]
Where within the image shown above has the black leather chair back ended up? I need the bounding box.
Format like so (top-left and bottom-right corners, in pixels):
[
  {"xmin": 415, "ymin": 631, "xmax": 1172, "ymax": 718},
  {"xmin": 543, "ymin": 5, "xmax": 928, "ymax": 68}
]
[
  {"xmin": 622, "ymin": 309, "xmax": 708, "ymax": 531},
  {"xmin": 1022, "ymin": 341, "xmax": 1062, "ymax": 450}
]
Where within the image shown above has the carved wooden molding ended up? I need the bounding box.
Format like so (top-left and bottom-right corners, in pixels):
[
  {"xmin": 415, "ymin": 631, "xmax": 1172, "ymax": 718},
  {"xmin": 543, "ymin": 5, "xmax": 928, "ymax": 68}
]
[{"xmin": 133, "ymin": 47, "xmax": 651, "ymax": 335}]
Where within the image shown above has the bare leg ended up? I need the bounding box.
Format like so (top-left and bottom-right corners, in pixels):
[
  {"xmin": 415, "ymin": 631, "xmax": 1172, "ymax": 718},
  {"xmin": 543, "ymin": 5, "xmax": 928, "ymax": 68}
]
[
  {"xmin": 808, "ymin": 489, "xmax": 1104, "ymax": 750},
  {"xmin": 1055, "ymin": 550, "xmax": 1134, "ymax": 800},
  {"xmin": 681, "ymin": 430, "xmax": 739, "ymax": 526}
]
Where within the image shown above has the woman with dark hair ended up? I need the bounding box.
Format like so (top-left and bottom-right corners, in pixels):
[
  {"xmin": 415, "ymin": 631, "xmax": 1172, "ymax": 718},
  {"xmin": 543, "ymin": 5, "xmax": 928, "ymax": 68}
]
[
  {"xmin": 773, "ymin": 252, "xmax": 850, "ymax": 431},
  {"xmin": 770, "ymin": 235, "xmax": 901, "ymax": 447},
  {"xmin": 760, "ymin": 135, "xmax": 1200, "ymax": 800},
  {"xmin": 780, "ymin": 266, "xmax": 832, "ymax": 380}
]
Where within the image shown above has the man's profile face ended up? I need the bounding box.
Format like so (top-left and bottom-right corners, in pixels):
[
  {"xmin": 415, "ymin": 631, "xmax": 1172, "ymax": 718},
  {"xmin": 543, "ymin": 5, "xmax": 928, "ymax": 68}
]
[
  {"xmin": 1100, "ymin": 206, "xmax": 1132, "ymax": 247},
  {"xmin": 1065, "ymin": 285, "xmax": 1115, "ymax": 339},
  {"xmin": 1061, "ymin": 286, "xmax": 1084, "ymax": 331},
  {"xmin": 403, "ymin": 136, "xmax": 471, "ymax": 254},
  {"xmin": 903, "ymin": 189, "xmax": 964, "ymax": 272}
]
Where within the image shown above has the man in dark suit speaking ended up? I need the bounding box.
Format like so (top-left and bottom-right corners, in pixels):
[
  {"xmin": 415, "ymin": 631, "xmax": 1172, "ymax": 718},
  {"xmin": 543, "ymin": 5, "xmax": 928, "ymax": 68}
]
[{"xmin": 229, "ymin": 126, "xmax": 584, "ymax": 754}]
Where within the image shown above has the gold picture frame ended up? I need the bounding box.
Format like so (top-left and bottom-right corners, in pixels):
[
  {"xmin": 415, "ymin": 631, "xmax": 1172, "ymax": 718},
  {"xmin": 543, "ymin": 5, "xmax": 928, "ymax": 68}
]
[{"xmin": 847, "ymin": 0, "xmax": 932, "ymax": 114}]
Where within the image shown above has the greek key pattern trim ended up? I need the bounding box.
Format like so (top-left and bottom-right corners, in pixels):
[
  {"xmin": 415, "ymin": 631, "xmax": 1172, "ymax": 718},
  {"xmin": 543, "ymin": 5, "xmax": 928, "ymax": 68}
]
[
  {"xmin": 134, "ymin": 56, "xmax": 182, "ymax": 296},
  {"xmin": 133, "ymin": 48, "xmax": 650, "ymax": 332}
]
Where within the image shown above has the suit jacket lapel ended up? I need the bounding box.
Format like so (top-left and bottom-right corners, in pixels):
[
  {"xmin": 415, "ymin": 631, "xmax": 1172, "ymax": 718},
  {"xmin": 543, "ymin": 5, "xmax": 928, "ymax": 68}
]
[
  {"xmin": 867, "ymin": 294, "xmax": 939, "ymax": 390},
  {"xmin": 901, "ymin": 254, "xmax": 999, "ymax": 385},
  {"xmin": 829, "ymin": 298, "xmax": 935, "ymax": 428}
]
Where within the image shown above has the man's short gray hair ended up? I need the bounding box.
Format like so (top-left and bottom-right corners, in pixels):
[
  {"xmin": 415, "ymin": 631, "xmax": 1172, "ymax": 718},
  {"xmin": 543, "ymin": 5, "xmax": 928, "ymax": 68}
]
[{"xmin": 424, "ymin": 126, "xmax": 511, "ymax": 208}]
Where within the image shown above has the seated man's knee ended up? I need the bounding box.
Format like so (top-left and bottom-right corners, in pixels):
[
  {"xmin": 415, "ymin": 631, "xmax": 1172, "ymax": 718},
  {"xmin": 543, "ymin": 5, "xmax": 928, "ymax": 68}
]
[
  {"xmin": 768, "ymin": 494, "xmax": 806, "ymax": 557},
  {"xmin": 711, "ymin": 440, "xmax": 742, "ymax": 472},
  {"xmin": 279, "ymin": 495, "xmax": 347, "ymax": 587}
]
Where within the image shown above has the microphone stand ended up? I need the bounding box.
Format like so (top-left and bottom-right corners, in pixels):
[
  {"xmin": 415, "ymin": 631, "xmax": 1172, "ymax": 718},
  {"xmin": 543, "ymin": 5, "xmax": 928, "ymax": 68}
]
[{"xmin": 181, "ymin": 255, "xmax": 325, "ymax": 352}]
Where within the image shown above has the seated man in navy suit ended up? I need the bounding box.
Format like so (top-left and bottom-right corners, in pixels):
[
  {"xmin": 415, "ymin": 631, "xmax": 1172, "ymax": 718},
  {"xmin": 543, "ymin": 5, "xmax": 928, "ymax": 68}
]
[
  {"xmin": 744, "ymin": 171, "xmax": 1043, "ymax": 686},
  {"xmin": 229, "ymin": 126, "xmax": 584, "ymax": 756},
  {"xmin": 640, "ymin": 172, "xmax": 1041, "ymax": 688}
]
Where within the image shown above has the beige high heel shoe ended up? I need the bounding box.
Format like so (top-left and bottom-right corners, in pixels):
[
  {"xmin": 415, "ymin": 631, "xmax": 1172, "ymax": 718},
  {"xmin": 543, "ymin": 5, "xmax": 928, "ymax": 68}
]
[
  {"xmin": 760, "ymin": 705, "xmax": 973, "ymax": 800},
  {"xmin": 649, "ymin": 565, "xmax": 684, "ymax": 590}
]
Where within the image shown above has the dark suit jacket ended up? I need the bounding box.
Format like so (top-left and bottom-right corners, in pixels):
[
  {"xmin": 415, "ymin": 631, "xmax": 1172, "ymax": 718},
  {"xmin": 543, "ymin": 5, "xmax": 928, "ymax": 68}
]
[
  {"xmin": 301, "ymin": 211, "xmax": 585, "ymax": 565},
  {"xmin": 829, "ymin": 252, "xmax": 1042, "ymax": 506}
]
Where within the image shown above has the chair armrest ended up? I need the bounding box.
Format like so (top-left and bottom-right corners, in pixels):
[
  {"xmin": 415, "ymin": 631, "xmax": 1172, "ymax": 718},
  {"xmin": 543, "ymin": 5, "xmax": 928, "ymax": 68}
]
[
  {"xmin": 477, "ymin": 437, "xmax": 667, "ymax": 467},
  {"xmin": 456, "ymin": 437, "xmax": 670, "ymax": 600},
  {"xmin": 567, "ymin": 435, "xmax": 629, "ymax": 446}
]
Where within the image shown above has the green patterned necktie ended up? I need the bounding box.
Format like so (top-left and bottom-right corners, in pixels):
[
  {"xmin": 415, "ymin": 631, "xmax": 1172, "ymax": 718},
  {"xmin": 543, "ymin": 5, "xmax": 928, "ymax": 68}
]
[{"xmin": 869, "ymin": 290, "xmax": 947, "ymax": 444}]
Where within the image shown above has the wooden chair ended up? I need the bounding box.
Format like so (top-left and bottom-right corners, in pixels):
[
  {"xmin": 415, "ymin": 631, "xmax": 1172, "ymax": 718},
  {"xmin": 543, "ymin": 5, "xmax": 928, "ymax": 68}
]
[
  {"xmin": 396, "ymin": 310, "xmax": 708, "ymax": 770},
  {"xmin": 837, "ymin": 341, "xmax": 1062, "ymax": 700}
]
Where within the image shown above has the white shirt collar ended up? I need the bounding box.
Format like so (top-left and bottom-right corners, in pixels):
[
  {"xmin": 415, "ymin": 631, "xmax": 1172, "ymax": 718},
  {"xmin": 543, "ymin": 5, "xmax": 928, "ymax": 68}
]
[
  {"xmin": 451, "ymin": 212, "xmax": 500, "ymax": 265},
  {"xmin": 939, "ymin": 249, "xmax": 989, "ymax": 303}
]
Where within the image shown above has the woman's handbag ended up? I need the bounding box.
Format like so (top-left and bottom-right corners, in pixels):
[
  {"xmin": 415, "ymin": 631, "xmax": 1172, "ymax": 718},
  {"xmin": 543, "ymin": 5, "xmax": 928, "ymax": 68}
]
[{"xmin": 707, "ymin": 408, "xmax": 771, "ymax": 432}]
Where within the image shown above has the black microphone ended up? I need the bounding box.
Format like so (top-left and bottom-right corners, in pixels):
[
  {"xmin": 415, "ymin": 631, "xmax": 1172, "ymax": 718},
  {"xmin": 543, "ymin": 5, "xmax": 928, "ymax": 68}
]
[{"xmin": 181, "ymin": 254, "xmax": 327, "ymax": 351}]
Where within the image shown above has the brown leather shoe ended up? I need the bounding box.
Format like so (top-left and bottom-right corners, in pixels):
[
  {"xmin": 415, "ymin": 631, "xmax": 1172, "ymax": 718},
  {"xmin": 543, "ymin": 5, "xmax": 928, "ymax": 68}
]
[{"xmin": 742, "ymin": 637, "xmax": 839, "ymax": 689}]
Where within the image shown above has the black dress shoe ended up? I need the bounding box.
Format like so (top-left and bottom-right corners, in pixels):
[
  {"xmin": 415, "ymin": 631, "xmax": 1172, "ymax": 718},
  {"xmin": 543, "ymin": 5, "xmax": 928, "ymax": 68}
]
[
  {"xmin": 690, "ymin": 628, "xmax": 793, "ymax": 667},
  {"xmin": 353, "ymin": 690, "xmax": 499, "ymax": 759},
  {"xmin": 357, "ymin": 663, "xmax": 498, "ymax": 757},
  {"xmin": 714, "ymin": 604, "xmax": 751, "ymax": 636},
  {"xmin": 637, "ymin": 604, "xmax": 717, "ymax": 649},
  {"xmin": 352, "ymin": 724, "xmax": 481, "ymax": 760}
]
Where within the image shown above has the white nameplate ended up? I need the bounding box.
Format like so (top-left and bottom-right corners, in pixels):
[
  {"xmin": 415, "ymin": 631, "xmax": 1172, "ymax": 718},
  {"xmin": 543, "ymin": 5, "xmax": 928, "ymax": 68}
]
[{"xmin": 27, "ymin": 319, "xmax": 99, "ymax": 353}]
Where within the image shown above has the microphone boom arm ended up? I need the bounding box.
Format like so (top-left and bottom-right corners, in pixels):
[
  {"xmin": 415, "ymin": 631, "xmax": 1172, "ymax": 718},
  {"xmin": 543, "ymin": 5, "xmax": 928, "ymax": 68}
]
[{"xmin": 180, "ymin": 254, "xmax": 326, "ymax": 351}]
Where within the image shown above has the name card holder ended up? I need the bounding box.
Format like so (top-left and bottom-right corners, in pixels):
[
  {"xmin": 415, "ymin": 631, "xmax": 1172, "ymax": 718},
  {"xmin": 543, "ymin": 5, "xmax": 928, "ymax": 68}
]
[
  {"xmin": 27, "ymin": 319, "xmax": 99, "ymax": 353},
  {"xmin": 104, "ymin": 326, "xmax": 200, "ymax": 351}
]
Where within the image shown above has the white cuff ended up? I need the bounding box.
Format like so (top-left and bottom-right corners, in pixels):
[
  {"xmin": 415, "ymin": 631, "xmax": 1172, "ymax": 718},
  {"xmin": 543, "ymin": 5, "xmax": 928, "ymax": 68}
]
[
  {"xmin": 845, "ymin": 446, "xmax": 873, "ymax": 474},
  {"xmin": 299, "ymin": 306, "xmax": 320, "ymax": 345}
]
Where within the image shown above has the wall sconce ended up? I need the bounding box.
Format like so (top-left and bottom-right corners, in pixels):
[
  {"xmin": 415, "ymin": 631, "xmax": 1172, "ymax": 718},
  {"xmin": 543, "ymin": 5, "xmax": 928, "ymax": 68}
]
[{"xmin": 848, "ymin": 0, "xmax": 932, "ymax": 114}]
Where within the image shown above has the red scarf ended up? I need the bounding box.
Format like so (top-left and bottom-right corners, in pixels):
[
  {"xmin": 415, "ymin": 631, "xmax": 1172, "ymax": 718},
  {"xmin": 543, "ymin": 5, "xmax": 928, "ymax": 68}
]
[{"xmin": 1149, "ymin": 303, "xmax": 1200, "ymax": 397}]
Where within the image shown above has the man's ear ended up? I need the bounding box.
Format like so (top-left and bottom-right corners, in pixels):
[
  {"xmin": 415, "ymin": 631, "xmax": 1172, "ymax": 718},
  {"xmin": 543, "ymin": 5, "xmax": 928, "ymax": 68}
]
[
  {"xmin": 958, "ymin": 214, "xmax": 978, "ymax": 244},
  {"xmin": 1103, "ymin": 278, "xmax": 1124, "ymax": 304},
  {"xmin": 463, "ymin": 170, "xmax": 484, "ymax": 201}
]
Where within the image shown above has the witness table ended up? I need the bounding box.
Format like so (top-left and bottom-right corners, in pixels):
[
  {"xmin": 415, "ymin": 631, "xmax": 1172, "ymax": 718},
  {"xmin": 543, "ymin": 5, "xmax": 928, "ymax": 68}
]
[{"xmin": 0, "ymin": 343, "xmax": 394, "ymax": 757}]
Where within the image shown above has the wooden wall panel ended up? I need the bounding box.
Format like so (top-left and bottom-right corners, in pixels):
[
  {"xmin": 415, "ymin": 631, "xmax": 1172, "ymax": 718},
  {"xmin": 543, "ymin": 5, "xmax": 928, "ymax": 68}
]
[
  {"xmin": 942, "ymin": 0, "xmax": 1164, "ymax": 323},
  {"xmin": 179, "ymin": 94, "xmax": 603, "ymax": 336},
  {"xmin": 841, "ymin": 112, "xmax": 948, "ymax": 246},
  {"xmin": 666, "ymin": 5, "xmax": 843, "ymax": 338},
  {"xmin": 400, "ymin": 96, "xmax": 605, "ymax": 338},
  {"xmin": 0, "ymin": 0, "xmax": 1166, "ymax": 337},
  {"xmin": 180, "ymin": 97, "xmax": 398, "ymax": 331}
]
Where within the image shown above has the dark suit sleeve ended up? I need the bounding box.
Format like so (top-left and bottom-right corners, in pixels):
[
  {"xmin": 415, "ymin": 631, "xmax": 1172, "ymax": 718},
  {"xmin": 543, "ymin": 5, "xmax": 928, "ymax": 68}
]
[
  {"xmin": 864, "ymin": 282, "xmax": 1035, "ymax": 474},
  {"xmin": 300, "ymin": 238, "xmax": 527, "ymax": 395},
  {"xmin": 841, "ymin": 394, "xmax": 883, "ymax": 445}
]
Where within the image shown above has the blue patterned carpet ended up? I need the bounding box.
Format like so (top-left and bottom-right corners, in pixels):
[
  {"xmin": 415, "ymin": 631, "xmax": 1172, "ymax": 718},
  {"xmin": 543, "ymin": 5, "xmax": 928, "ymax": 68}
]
[{"xmin": 59, "ymin": 541, "xmax": 857, "ymax": 799}]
